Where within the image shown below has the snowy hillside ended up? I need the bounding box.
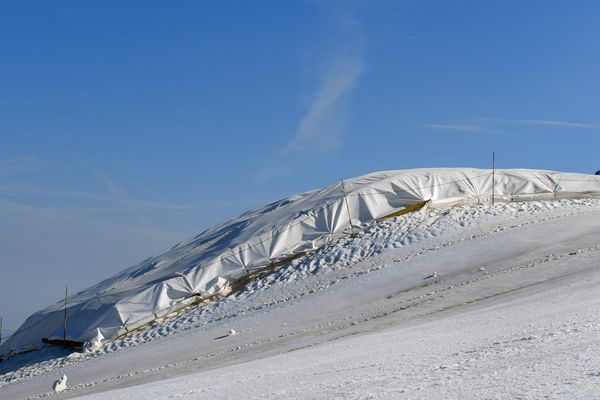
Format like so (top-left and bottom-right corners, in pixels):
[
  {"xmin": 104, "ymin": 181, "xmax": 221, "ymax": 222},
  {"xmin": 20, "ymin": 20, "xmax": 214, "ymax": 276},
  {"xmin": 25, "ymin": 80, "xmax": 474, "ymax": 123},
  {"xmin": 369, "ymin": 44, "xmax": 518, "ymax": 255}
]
[
  {"xmin": 4, "ymin": 168, "xmax": 600, "ymax": 355},
  {"xmin": 2, "ymin": 195, "xmax": 600, "ymax": 399}
]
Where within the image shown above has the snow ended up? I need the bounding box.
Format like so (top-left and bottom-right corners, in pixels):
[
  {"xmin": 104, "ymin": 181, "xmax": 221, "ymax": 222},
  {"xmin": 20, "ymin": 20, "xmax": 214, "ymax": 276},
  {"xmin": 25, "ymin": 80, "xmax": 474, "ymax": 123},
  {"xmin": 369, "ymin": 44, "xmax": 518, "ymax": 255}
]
[
  {"xmin": 52, "ymin": 375, "xmax": 67, "ymax": 393},
  {"xmin": 2, "ymin": 198, "xmax": 600, "ymax": 399},
  {"xmin": 7, "ymin": 168, "xmax": 600, "ymax": 353},
  {"xmin": 77, "ymin": 274, "xmax": 600, "ymax": 400}
]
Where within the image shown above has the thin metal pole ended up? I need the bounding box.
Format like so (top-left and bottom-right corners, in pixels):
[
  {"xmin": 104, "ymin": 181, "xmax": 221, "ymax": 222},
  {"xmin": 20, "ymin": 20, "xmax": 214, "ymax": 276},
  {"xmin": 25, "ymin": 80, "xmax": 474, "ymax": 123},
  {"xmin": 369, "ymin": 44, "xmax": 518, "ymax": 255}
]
[
  {"xmin": 0, "ymin": 316, "xmax": 3, "ymax": 345},
  {"xmin": 492, "ymin": 152, "xmax": 495, "ymax": 204},
  {"xmin": 64, "ymin": 286, "xmax": 68, "ymax": 341},
  {"xmin": 341, "ymin": 179, "xmax": 355, "ymax": 234}
]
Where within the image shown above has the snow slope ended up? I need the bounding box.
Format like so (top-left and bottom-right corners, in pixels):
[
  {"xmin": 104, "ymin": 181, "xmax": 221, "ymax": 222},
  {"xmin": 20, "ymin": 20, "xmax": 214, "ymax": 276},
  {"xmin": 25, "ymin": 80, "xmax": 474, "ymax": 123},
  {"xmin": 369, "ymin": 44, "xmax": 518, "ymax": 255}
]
[
  {"xmin": 79, "ymin": 265, "xmax": 600, "ymax": 400},
  {"xmin": 5, "ymin": 168, "xmax": 600, "ymax": 354},
  {"xmin": 2, "ymin": 198, "xmax": 600, "ymax": 399}
]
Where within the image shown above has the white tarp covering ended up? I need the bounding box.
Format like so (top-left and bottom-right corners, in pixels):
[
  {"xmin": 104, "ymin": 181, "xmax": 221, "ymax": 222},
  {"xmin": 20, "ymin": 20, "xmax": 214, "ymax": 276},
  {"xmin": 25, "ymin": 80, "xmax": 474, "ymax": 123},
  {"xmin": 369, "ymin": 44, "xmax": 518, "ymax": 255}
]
[{"xmin": 3, "ymin": 168, "xmax": 600, "ymax": 354}]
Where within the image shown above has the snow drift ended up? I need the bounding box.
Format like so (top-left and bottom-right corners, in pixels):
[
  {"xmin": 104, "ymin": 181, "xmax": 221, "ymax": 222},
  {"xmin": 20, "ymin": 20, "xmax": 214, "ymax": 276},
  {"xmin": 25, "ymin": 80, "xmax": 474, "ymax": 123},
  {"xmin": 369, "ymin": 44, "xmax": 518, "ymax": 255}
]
[{"xmin": 3, "ymin": 168, "xmax": 600, "ymax": 354}]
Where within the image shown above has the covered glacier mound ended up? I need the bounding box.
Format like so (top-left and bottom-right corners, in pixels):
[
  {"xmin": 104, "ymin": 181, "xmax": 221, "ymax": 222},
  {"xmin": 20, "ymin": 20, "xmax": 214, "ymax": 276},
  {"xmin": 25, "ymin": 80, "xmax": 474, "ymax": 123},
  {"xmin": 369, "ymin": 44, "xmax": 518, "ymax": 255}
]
[{"xmin": 3, "ymin": 168, "xmax": 600, "ymax": 354}]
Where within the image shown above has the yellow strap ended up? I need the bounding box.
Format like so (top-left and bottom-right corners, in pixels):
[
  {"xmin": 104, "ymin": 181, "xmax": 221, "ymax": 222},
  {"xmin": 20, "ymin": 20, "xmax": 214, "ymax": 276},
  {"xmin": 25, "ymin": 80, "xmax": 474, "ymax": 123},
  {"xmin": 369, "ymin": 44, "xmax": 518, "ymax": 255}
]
[{"xmin": 376, "ymin": 200, "xmax": 430, "ymax": 222}]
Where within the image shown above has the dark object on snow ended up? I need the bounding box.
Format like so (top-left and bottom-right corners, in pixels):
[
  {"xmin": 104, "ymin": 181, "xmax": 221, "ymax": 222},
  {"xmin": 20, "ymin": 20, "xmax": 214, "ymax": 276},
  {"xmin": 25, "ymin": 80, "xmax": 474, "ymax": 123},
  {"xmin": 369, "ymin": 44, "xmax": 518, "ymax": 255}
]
[
  {"xmin": 595, "ymin": 170, "xmax": 600, "ymax": 175},
  {"xmin": 42, "ymin": 338, "xmax": 84, "ymax": 349}
]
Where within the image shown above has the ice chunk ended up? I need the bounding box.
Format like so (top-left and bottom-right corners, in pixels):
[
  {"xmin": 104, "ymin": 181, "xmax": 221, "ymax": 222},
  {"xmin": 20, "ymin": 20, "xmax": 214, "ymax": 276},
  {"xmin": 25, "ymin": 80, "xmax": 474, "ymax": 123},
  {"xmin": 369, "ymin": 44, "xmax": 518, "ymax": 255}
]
[{"xmin": 53, "ymin": 374, "xmax": 67, "ymax": 393}]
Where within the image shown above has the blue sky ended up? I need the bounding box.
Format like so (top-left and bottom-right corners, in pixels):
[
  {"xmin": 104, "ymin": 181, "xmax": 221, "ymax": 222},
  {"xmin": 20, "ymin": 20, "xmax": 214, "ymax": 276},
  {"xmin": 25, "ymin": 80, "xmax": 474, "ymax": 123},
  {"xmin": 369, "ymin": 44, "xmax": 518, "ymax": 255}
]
[{"xmin": 2, "ymin": 0, "xmax": 600, "ymax": 336}]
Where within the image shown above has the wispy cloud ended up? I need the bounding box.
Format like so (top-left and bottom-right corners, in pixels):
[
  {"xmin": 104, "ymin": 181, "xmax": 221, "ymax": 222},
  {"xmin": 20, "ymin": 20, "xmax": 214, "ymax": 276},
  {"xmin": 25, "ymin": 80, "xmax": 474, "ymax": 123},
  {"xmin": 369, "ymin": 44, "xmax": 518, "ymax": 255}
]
[
  {"xmin": 0, "ymin": 164, "xmax": 201, "ymax": 239},
  {"xmin": 419, "ymin": 123, "xmax": 514, "ymax": 135},
  {"xmin": 90, "ymin": 168, "xmax": 205, "ymax": 233},
  {"xmin": 0, "ymin": 198, "xmax": 182, "ymax": 242},
  {"xmin": 283, "ymin": 54, "xmax": 363, "ymax": 154},
  {"xmin": 477, "ymin": 118, "xmax": 600, "ymax": 129},
  {"xmin": 0, "ymin": 184, "xmax": 261, "ymax": 212},
  {"xmin": 0, "ymin": 156, "xmax": 37, "ymax": 176},
  {"xmin": 91, "ymin": 169, "xmax": 165, "ymax": 232},
  {"xmin": 421, "ymin": 118, "xmax": 600, "ymax": 135},
  {"xmin": 132, "ymin": 182, "xmax": 202, "ymax": 230},
  {"xmin": 257, "ymin": 4, "xmax": 364, "ymax": 182},
  {"xmin": 420, "ymin": 123, "xmax": 486, "ymax": 132}
]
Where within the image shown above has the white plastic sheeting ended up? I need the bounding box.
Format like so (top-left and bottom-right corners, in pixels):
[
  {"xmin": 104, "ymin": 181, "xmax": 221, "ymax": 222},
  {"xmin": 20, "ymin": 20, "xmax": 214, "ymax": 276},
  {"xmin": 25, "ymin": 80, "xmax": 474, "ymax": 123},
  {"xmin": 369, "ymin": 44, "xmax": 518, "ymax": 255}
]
[{"xmin": 3, "ymin": 168, "xmax": 600, "ymax": 354}]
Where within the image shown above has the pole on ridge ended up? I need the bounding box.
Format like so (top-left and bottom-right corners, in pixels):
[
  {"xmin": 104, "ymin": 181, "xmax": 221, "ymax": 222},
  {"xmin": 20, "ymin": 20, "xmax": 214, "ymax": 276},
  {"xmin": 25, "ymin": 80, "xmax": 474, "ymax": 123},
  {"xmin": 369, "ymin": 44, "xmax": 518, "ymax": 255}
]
[
  {"xmin": 64, "ymin": 286, "xmax": 68, "ymax": 341},
  {"xmin": 492, "ymin": 152, "xmax": 496, "ymax": 205},
  {"xmin": 0, "ymin": 316, "xmax": 2, "ymax": 345}
]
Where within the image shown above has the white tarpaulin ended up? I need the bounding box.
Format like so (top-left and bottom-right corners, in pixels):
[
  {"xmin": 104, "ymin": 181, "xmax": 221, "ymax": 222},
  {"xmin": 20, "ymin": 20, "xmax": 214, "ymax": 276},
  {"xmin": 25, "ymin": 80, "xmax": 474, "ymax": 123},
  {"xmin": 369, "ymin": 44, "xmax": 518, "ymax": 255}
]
[{"xmin": 3, "ymin": 168, "xmax": 600, "ymax": 354}]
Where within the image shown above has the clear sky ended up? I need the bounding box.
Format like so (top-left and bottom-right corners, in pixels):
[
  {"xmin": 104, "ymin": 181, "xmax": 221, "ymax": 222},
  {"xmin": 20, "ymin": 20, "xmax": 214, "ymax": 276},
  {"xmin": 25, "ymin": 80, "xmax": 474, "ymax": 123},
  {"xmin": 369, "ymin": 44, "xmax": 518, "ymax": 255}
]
[{"xmin": 2, "ymin": 0, "xmax": 600, "ymax": 337}]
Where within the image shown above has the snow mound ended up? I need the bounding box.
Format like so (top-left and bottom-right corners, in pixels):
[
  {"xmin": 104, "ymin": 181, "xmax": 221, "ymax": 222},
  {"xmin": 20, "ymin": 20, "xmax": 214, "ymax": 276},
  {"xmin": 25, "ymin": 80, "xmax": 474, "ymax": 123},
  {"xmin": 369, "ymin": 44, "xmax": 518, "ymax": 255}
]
[
  {"xmin": 1, "ymin": 198, "xmax": 600, "ymax": 393},
  {"xmin": 3, "ymin": 168, "xmax": 600, "ymax": 354}
]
